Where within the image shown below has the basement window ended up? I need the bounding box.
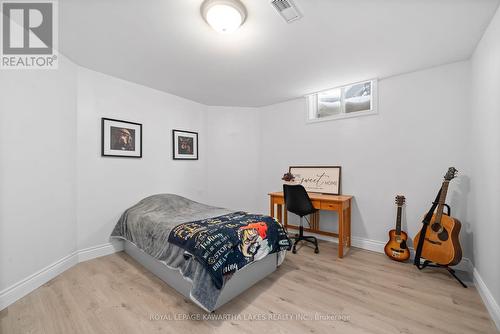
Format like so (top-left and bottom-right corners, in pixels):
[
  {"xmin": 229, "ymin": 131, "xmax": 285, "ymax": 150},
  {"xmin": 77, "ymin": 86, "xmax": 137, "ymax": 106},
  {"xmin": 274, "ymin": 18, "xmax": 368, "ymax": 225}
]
[{"xmin": 307, "ymin": 79, "xmax": 377, "ymax": 122}]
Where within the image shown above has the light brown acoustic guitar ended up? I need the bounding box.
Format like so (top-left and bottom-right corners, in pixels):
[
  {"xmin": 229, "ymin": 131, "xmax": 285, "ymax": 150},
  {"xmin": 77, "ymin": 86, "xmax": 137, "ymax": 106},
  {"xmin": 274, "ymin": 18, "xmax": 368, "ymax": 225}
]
[
  {"xmin": 413, "ymin": 167, "xmax": 462, "ymax": 266},
  {"xmin": 384, "ymin": 195, "xmax": 410, "ymax": 262}
]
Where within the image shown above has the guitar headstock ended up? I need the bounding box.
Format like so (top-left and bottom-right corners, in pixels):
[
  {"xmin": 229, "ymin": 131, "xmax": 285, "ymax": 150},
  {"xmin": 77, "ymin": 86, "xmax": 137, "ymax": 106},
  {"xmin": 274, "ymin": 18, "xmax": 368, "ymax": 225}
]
[
  {"xmin": 444, "ymin": 167, "xmax": 458, "ymax": 181},
  {"xmin": 395, "ymin": 195, "xmax": 406, "ymax": 207}
]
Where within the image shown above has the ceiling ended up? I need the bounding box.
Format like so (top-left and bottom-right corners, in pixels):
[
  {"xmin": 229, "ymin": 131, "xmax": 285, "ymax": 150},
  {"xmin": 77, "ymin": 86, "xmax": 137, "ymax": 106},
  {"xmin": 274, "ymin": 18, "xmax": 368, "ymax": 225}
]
[{"xmin": 60, "ymin": 0, "xmax": 500, "ymax": 107}]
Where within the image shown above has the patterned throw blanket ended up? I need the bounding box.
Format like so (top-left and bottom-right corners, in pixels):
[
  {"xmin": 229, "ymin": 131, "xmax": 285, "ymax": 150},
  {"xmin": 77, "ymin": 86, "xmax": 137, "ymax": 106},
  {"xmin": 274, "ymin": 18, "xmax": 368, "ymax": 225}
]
[{"xmin": 168, "ymin": 212, "xmax": 291, "ymax": 289}]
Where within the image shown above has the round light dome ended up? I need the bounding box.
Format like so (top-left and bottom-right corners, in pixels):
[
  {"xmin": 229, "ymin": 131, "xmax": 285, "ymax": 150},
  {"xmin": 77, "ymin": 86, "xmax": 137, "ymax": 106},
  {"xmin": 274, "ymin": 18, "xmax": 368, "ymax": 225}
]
[{"xmin": 201, "ymin": 0, "xmax": 247, "ymax": 33}]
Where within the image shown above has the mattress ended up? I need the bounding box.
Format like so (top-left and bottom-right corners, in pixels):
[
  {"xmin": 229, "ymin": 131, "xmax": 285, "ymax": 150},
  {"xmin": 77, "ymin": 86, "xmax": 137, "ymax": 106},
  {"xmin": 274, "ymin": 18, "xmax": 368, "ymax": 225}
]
[
  {"xmin": 123, "ymin": 240, "xmax": 280, "ymax": 311},
  {"xmin": 110, "ymin": 194, "xmax": 287, "ymax": 311}
]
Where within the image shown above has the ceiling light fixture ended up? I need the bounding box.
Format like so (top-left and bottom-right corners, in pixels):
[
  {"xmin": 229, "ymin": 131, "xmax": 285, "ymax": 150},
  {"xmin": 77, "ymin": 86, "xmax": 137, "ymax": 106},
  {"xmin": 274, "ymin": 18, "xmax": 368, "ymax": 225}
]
[{"xmin": 201, "ymin": 0, "xmax": 247, "ymax": 33}]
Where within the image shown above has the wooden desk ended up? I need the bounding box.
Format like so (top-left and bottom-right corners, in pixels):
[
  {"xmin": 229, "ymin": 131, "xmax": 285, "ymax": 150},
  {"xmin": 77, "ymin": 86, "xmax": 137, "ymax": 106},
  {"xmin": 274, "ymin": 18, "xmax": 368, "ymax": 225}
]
[{"xmin": 268, "ymin": 192, "xmax": 353, "ymax": 258}]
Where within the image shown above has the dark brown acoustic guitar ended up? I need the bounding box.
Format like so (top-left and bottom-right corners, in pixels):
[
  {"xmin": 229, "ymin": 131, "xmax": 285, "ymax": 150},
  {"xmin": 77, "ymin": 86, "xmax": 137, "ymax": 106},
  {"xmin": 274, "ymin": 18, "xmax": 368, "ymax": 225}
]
[
  {"xmin": 413, "ymin": 167, "xmax": 462, "ymax": 266},
  {"xmin": 384, "ymin": 195, "xmax": 410, "ymax": 262}
]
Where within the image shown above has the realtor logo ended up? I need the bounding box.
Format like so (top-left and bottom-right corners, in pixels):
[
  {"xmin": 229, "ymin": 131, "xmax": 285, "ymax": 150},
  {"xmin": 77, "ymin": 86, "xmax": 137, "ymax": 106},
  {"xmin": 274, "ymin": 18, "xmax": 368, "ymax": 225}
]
[{"xmin": 1, "ymin": 0, "xmax": 58, "ymax": 69}]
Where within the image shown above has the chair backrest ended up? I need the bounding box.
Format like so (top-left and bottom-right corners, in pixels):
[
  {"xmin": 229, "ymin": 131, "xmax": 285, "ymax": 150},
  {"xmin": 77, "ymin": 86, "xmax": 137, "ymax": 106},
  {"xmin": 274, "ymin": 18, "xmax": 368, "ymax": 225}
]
[{"xmin": 283, "ymin": 184, "xmax": 316, "ymax": 217}]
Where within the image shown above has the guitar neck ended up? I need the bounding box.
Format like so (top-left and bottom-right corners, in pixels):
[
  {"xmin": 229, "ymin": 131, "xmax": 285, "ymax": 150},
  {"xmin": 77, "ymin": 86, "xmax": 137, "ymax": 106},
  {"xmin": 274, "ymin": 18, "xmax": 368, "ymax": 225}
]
[
  {"xmin": 395, "ymin": 206, "xmax": 402, "ymax": 235},
  {"xmin": 435, "ymin": 180, "xmax": 450, "ymax": 222}
]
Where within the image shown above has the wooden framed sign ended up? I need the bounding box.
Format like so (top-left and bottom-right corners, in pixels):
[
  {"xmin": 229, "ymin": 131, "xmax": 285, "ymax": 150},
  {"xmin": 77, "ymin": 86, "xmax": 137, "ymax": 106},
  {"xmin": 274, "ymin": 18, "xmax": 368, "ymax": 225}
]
[{"xmin": 288, "ymin": 166, "xmax": 341, "ymax": 195}]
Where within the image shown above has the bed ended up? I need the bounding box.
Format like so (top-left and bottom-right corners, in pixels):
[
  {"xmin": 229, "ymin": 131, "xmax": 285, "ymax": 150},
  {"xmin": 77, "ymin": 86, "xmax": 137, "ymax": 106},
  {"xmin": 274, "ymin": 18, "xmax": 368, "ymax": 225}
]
[{"xmin": 110, "ymin": 194, "xmax": 290, "ymax": 312}]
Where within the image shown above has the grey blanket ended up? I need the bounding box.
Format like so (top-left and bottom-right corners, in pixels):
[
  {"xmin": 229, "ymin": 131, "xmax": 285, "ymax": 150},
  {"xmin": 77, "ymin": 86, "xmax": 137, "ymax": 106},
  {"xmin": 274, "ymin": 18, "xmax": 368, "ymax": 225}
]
[{"xmin": 110, "ymin": 194, "xmax": 245, "ymax": 311}]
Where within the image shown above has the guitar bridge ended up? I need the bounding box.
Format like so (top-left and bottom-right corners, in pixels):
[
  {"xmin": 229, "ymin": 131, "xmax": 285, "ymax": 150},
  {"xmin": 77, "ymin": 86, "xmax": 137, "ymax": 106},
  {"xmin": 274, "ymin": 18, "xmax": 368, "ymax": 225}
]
[{"xmin": 425, "ymin": 237, "xmax": 442, "ymax": 245}]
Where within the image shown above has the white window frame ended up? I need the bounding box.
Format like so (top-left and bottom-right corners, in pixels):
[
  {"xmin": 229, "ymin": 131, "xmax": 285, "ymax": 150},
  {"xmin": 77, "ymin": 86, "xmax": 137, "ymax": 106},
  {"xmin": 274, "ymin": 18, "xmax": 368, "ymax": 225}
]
[{"xmin": 306, "ymin": 79, "xmax": 378, "ymax": 123}]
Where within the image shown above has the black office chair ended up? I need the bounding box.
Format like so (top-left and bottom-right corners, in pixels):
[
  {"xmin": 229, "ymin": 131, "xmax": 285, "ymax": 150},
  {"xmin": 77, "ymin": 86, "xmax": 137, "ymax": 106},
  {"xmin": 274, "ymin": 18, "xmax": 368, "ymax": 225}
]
[{"xmin": 283, "ymin": 184, "xmax": 319, "ymax": 254}]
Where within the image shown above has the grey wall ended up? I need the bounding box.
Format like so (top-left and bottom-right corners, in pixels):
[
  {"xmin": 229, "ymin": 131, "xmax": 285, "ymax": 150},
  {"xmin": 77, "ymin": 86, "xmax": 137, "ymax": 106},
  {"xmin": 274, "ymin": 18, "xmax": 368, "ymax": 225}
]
[
  {"xmin": 1, "ymin": 9, "xmax": 498, "ymax": 325},
  {"xmin": 0, "ymin": 56, "xmax": 78, "ymax": 291},
  {"xmin": 470, "ymin": 5, "xmax": 500, "ymax": 327},
  {"xmin": 205, "ymin": 106, "xmax": 261, "ymax": 213},
  {"xmin": 76, "ymin": 67, "xmax": 209, "ymax": 250},
  {"xmin": 205, "ymin": 62, "xmax": 472, "ymax": 256},
  {"xmin": 256, "ymin": 62, "xmax": 473, "ymax": 255}
]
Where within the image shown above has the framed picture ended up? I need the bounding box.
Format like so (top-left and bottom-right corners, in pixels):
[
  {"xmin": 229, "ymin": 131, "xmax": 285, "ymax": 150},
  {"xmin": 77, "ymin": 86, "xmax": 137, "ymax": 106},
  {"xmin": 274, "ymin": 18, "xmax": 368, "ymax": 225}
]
[
  {"xmin": 288, "ymin": 166, "xmax": 342, "ymax": 195},
  {"xmin": 101, "ymin": 118, "xmax": 142, "ymax": 158},
  {"xmin": 172, "ymin": 129, "xmax": 198, "ymax": 160}
]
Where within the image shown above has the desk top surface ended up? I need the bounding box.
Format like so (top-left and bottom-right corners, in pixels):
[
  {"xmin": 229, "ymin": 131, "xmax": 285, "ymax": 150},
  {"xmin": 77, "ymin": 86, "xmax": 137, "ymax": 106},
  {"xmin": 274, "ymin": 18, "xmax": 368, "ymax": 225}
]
[{"xmin": 268, "ymin": 191, "xmax": 352, "ymax": 202}]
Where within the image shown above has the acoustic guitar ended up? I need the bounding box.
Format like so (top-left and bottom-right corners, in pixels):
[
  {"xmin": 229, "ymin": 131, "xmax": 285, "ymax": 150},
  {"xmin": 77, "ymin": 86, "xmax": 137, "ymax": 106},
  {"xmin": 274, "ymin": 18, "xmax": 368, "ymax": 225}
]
[
  {"xmin": 384, "ymin": 195, "xmax": 410, "ymax": 262},
  {"xmin": 413, "ymin": 167, "xmax": 462, "ymax": 266}
]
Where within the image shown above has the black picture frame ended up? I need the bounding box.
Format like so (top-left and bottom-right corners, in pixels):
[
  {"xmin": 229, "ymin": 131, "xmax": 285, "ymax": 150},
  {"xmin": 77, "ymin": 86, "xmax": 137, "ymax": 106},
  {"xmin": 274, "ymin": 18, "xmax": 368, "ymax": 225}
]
[
  {"xmin": 288, "ymin": 165, "xmax": 342, "ymax": 195},
  {"xmin": 172, "ymin": 129, "xmax": 199, "ymax": 160},
  {"xmin": 101, "ymin": 118, "xmax": 142, "ymax": 158}
]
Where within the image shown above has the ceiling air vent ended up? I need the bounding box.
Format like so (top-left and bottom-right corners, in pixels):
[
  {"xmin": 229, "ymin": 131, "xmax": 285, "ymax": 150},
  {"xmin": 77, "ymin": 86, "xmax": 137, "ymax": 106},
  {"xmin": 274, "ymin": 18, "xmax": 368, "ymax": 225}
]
[{"xmin": 271, "ymin": 0, "xmax": 302, "ymax": 23}]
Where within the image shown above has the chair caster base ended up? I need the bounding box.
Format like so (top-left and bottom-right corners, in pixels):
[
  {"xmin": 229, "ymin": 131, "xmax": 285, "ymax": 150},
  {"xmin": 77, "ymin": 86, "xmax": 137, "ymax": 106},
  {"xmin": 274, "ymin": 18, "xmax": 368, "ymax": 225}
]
[{"xmin": 291, "ymin": 236, "xmax": 319, "ymax": 255}]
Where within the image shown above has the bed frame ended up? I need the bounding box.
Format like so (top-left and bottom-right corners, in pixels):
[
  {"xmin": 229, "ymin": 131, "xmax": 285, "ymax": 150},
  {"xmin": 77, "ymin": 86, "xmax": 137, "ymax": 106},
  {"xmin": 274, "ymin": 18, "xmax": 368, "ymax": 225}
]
[{"xmin": 123, "ymin": 240, "xmax": 279, "ymax": 311}]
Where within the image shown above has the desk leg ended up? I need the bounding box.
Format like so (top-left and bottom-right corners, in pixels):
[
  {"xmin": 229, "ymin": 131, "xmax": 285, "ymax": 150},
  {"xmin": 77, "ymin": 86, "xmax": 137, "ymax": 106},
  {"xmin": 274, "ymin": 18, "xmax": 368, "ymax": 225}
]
[
  {"xmin": 338, "ymin": 208, "xmax": 344, "ymax": 258},
  {"xmin": 347, "ymin": 201, "xmax": 352, "ymax": 247},
  {"xmin": 270, "ymin": 200, "xmax": 275, "ymax": 218},
  {"xmin": 284, "ymin": 208, "xmax": 288, "ymax": 230},
  {"xmin": 277, "ymin": 204, "xmax": 282, "ymax": 223}
]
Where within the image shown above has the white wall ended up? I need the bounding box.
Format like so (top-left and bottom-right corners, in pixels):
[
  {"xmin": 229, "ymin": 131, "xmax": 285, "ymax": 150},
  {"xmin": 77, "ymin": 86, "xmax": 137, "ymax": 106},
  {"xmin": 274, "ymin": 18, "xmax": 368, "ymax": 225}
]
[
  {"xmin": 0, "ymin": 56, "xmax": 78, "ymax": 291},
  {"xmin": 76, "ymin": 68, "xmax": 208, "ymax": 250},
  {"xmin": 205, "ymin": 106, "xmax": 261, "ymax": 213},
  {"xmin": 202, "ymin": 63, "xmax": 473, "ymax": 259},
  {"xmin": 0, "ymin": 54, "xmax": 489, "ymax": 303},
  {"xmin": 470, "ymin": 5, "xmax": 500, "ymax": 327},
  {"xmin": 0, "ymin": 15, "xmax": 498, "ymax": 326},
  {"xmin": 252, "ymin": 62, "xmax": 473, "ymax": 256}
]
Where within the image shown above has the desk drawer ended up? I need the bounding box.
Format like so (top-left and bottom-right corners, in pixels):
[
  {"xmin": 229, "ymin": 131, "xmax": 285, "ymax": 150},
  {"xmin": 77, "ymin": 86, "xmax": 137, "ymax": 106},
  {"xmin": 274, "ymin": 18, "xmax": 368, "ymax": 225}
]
[
  {"xmin": 320, "ymin": 202, "xmax": 341, "ymax": 210},
  {"xmin": 311, "ymin": 200, "xmax": 321, "ymax": 208}
]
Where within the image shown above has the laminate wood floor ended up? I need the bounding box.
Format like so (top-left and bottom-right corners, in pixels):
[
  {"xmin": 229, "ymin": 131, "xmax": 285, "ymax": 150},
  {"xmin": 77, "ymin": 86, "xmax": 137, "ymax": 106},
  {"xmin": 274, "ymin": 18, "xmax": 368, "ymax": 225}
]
[{"xmin": 1, "ymin": 241, "xmax": 497, "ymax": 334}]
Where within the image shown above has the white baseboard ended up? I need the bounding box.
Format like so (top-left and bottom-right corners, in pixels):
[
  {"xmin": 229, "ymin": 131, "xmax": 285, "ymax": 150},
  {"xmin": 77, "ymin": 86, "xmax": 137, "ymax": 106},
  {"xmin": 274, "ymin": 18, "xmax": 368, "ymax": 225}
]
[
  {"xmin": 78, "ymin": 241, "xmax": 124, "ymax": 263},
  {"xmin": 0, "ymin": 252, "xmax": 78, "ymax": 311},
  {"xmin": 0, "ymin": 241, "xmax": 124, "ymax": 311},
  {"xmin": 308, "ymin": 233, "xmax": 474, "ymax": 273},
  {"xmin": 473, "ymin": 268, "xmax": 500, "ymax": 331},
  {"xmin": 299, "ymin": 232, "xmax": 387, "ymax": 253},
  {"xmin": 312, "ymin": 233, "xmax": 338, "ymax": 243},
  {"xmin": 349, "ymin": 236, "xmax": 473, "ymax": 274},
  {"xmin": 1, "ymin": 236, "xmax": 495, "ymax": 331},
  {"xmin": 351, "ymin": 236, "xmax": 386, "ymax": 253}
]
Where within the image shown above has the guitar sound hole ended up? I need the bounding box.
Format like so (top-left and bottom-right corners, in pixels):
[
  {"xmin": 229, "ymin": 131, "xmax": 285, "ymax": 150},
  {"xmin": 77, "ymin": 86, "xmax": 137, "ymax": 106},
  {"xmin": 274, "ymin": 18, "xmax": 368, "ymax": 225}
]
[
  {"xmin": 438, "ymin": 228, "xmax": 449, "ymax": 241},
  {"xmin": 431, "ymin": 223, "xmax": 441, "ymax": 232},
  {"xmin": 400, "ymin": 240, "xmax": 407, "ymax": 249},
  {"xmin": 430, "ymin": 223, "xmax": 449, "ymax": 241}
]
